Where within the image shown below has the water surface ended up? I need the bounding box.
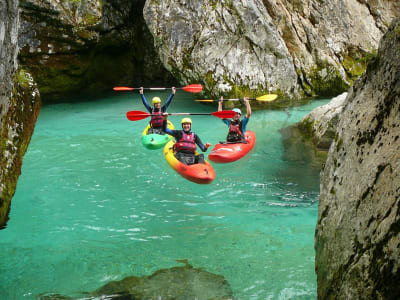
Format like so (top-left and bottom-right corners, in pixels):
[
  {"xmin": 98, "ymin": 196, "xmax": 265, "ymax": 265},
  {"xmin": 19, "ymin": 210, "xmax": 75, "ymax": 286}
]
[{"xmin": 0, "ymin": 92, "xmax": 329, "ymax": 299}]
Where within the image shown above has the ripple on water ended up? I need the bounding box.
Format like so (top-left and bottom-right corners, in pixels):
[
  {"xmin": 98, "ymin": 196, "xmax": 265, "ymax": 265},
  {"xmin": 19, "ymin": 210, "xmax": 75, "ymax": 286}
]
[{"xmin": 0, "ymin": 94, "xmax": 329, "ymax": 299}]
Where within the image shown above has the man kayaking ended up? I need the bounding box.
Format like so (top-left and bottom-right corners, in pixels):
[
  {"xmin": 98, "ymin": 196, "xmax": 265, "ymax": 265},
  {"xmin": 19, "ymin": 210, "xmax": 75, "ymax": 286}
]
[
  {"xmin": 140, "ymin": 86, "xmax": 176, "ymax": 134},
  {"xmin": 218, "ymin": 96, "xmax": 252, "ymax": 142},
  {"xmin": 162, "ymin": 115, "xmax": 211, "ymax": 165}
]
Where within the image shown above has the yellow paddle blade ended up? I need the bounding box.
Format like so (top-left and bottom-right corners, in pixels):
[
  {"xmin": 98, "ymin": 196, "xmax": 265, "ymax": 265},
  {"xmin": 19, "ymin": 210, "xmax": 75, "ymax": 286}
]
[
  {"xmin": 195, "ymin": 99, "xmax": 214, "ymax": 102},
  {"xmin": 256, "ymin": 94, "xmax": 278, "ymax": 102}
]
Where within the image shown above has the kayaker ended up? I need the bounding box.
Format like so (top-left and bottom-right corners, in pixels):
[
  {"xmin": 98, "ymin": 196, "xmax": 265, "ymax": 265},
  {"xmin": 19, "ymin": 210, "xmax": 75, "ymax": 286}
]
[
  {"xmin": 218, "ymin": 96, "xmax": 252, "ymax": 142},
  {"xmin": 162, "ymin": 114, "xmax": 212, "ymax": 165},
  {"xmin": 140, "ymin": 86, "xmax": 176, "ymax": 134}
]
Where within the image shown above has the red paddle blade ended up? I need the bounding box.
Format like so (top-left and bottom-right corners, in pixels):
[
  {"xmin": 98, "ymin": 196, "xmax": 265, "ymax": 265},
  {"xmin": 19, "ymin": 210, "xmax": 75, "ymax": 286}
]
[
  {"xmin": 114, "ymin": 86, "xmax": 134, "ymax": 91},
  {"xmin": 126, "ymin": 110, "xmax": 150, "ymax": 121},
  {"xmin": 211, "ymin": 110, "xmax": 236, "ymax": 119},
  {"xmin": 182, "ymin": 84, "xmax": 203, "ymax": 93}
]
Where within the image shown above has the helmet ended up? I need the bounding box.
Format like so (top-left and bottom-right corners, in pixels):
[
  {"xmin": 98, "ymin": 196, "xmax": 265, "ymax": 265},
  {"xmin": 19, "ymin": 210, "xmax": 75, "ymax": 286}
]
[
  {"xmin": 181, "ymin": 117, "xmax": 192, "ymax": 124},
  {"xmin": 233, "ymin": 108, "xmax": 242, "ymax": 115},
  {"xmin": 152, "ymin": 97, "xmax": 161, "ymax": 104}
]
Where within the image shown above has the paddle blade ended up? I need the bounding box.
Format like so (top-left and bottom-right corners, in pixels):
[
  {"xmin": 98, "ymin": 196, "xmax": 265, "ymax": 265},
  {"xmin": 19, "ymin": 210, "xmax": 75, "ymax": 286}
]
[
  {"xmin": 182, "ymin": 84, "xmax": 203, "ymax": 93},
  {"xmin": 114, "ymin": 86, "xmax": 134, "ymax": 91},
  {"xmin": 195, "ymin": 99, "xmax": 214, "ymax": 102},
  {"xmin": 211, "ymin": 110, "xmax": 236, "ymax": 119},
  {"xmin": 256, "ymin": 94, "xmax": 278, "ymax": 102},
  {"xmin": 126, "ymin": 110, "xmax": 150, "ymax": 121}
]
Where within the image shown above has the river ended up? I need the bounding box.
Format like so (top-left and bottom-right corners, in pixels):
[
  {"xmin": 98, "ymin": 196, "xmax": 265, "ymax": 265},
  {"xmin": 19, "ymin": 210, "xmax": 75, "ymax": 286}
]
[{"xmin": 0, "ymin": 91, "xmax": 329, "ymax": 299}]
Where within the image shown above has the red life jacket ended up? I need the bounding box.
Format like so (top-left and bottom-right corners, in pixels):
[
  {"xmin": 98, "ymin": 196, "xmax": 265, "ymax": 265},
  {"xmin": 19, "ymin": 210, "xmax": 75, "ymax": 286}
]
[
  {"xmin": 175, "ymin": 131, "xmax": 196, "ymax": 153},
  {"xmin": 150, "ymin": 109, "xmax": 163, "ymax": 127},
  {"xmin": 227, "ymin": 121, "xmax": 244, "ymax": 142},
  {"xmin": 229, "ymin": 122, "xmax": 242, "ymax": 135}
]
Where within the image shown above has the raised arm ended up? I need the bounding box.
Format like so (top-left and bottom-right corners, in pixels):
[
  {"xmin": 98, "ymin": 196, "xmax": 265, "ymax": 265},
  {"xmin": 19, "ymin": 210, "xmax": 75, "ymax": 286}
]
[
  {"xmin": 162, "ymin": 86, "xmax": 176, "ymax": 112},
  {"xmin": 244, "ymin": 97, "xmax": 252, "ymax": 118},
  {"xmin": 218, "ymin": 96, "xmax": 223, "ymax": 112},
  {"xmin": 140, "ymin": 87, "xmax": 152, "ymax": 113}
]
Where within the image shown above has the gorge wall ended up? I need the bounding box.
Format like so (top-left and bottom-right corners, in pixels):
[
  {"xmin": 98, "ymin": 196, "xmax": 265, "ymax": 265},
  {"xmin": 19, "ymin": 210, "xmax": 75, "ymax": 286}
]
[
  {"xmin": 17, "ymin": 0, "xmax": 399, "ymax": 101},
  {"xmin": 18, "ymin": 0, "xmax": 176, "ymax": 102},
  {"xmin": 315, "ymin": 18, "xmax": 400, "ymax": 299},
  {"xmin": 0, "ymin": 0, "xmax": 41, "ymax": 227},
  {"xmin": 1, "ymin": 1, "xmax": 399, "ymax": 295},
  {"xmin": 143, "ymin": 0, "xmax": 399, "ymax": 99}
]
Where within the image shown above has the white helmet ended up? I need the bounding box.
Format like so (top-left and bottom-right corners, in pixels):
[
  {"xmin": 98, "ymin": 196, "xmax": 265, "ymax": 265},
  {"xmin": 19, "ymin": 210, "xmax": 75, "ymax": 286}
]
[{"xmin": 233, "ymin": 108, "xmax": 242, "ymax": 115}]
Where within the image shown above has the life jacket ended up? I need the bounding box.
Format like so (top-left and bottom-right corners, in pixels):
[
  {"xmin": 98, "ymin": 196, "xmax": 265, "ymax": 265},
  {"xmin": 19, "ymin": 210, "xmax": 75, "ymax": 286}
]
[
  {"xmin": 227, "ymin": 121, "xmax": 244, "ymax": 142},
  {"xmin": 150, "ymin": 109, "xmax": 163, "ymax": 128},
  {"xmin": 174, "ymin": 131, "xmax": 196, "ymax": 153}
]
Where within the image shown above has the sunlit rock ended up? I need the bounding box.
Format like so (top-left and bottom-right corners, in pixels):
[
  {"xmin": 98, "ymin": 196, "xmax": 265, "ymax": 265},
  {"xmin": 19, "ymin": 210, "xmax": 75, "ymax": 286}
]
[{"xmin": 297, "ymin": 92, "xmax": 347, "ymax": 150}]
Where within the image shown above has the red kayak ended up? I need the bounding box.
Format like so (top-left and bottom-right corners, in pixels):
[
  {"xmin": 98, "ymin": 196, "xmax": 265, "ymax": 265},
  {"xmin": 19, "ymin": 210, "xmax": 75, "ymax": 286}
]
[{"xmin": 208, "ymin": 131, "xmax": 256, "ymax": 163}]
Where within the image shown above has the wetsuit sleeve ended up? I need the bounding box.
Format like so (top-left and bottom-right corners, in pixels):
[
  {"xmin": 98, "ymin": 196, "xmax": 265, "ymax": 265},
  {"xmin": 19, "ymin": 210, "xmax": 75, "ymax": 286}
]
[
  {"xmin": 241, "ymin": 117, "xmax": 249, "ymax": 133},
  {"xmin": 161, "ymin": 93, "xmax": 174, "ymax": 112},
  {"xmin": 221, "ymin": 119, "xmax": 230, "ymax": 126},
  {"xmin": 194, "ymin": 134, "xmax": 207, "ymax": 152},
  {"xmin": 163, "ymin": 121, "xmax": 181, "ymax": 139},
  {"xmin": 141, "ymin": 94, "xmax": 152, "ymax": 113}
]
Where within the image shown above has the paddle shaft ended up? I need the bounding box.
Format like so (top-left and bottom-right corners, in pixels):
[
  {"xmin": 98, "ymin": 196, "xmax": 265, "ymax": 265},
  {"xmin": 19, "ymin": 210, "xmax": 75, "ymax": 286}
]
[
  {"xmin": 126, "ymin": 110, "xmax": 236, "ymax": 121},
  {"xmin": 197, "ymin": 98, "xmax": 259, "ymax": 102},
  {"xmin": 114, "ymin": 84, "xmax": 202, "ymax": 93},
  {"xmin": 163, "ymin": 112, "xmax": 218, "ymax": 116}
]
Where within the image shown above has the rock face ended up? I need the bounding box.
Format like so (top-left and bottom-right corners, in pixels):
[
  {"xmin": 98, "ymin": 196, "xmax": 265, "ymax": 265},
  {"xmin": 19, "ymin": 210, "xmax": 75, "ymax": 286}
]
[
  {"xmin": 18, "ymin": 0, "xmax": 176, "ymax": 102},
  {"xmin": 297, "ymin": 92, "xmax": 347, "ymax": 150},
  {"xmin": 315, "ymin": 18, "xmax": 400, "ymax": 299},
  {"xmin": 144, "ymin": 0, "xmax": 399, "ymax": 99},
  {"xmin": 0, "ymin": 0, "xmax": 41, "ymax": 227},
  {"xmin": 263, "ymin": 0, "xmax": 399, "ymax": 96},
  {"xmin": 144, "ymin": 0, "xmax": 299, "ymax": 98},
  {"xmin": 39, "ymin": 263, "xmax": 233, "ymax": 300},
  {"xmin": 92, "ymin": 264, "xmax": 233, "ymax": 300}
]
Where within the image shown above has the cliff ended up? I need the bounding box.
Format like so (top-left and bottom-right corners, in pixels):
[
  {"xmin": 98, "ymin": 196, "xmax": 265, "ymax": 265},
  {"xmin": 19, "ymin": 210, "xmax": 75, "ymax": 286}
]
[
  {"xmin": 18, "ymin": 0, "xmax": 176, "ymax": 102},
  {"xmin": 144, "ymin": 0, "xmax": 399, "ymax": 99},
  {"xmin": 315, "ymin": 18, "xmax": 400, "ymax": 299},
  {"xmin": 17, "ymin": 0, "xmax": 399, "ymax": 101},
  {"xmin": 0, "ymin": 0, "xmax": 41, "ymax": 227}
]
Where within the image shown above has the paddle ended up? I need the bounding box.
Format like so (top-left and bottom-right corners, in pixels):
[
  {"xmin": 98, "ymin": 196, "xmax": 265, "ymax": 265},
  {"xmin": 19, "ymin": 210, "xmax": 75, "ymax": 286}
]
[
  {"xmin": 195, "ymin": 94, "xmax": 278, "ymax": 102},
  {"xmin": 113, "ymin": 84, "xmax": 203, "ymax": 93},
  {"xmin": 126, "ymin": 110, "xmax": 236, "ymax": 121}
]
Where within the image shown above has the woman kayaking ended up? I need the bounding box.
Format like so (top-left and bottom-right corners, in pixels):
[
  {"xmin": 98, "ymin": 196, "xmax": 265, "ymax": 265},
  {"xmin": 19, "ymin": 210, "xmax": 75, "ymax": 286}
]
[
  {"xmin": 140, "ymin": 86, "xmax": 175, "ymax": 134},
  {"xmin": 162, "ymin": 114, "xmax": 211, "ymax": 165},
  {"xmin": 218, "ymin": 96, "xmax": 252, "ymax": 142}
]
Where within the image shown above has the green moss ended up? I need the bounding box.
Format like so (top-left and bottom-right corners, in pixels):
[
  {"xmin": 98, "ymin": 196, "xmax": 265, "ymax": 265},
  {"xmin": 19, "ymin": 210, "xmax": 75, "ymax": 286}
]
[
  {"xmin": 395, "ymin": 25, "xmax": 400, "ymax": 37},
  {"xmin": 308, "ymin": 62, "xmax": 350, "ymax": 97},
  {"xmin": 296, "ymin": 117, "xmax": 314, "ymax": 138},
  {"xmin": 15, "ymin": 68, "xmax": 30, "ymax": 88},
  {"xmin": 342, "ymin": 50, "xmax": 377, "ymax": 80},
  {"xmin": 336, "ymin": 138, "xmax": 343, "ymax": 152},
  {"xmin": 330, "ymin": 187, "xmax": 336, "ymax": 195},
  {"xmin": 0, "ymin": 69, "xmax": 41, "ymax": 227}
]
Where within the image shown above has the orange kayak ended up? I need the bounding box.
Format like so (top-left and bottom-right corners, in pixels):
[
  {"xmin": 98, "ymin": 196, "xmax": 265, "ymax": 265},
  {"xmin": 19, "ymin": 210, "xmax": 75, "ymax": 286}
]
[
  {"xmin": 163, "ymin": 140, "xmax": 215, "ymax": 184},
  {"xmin": 208, "ymin": 131, "xmax": 256, "ymax": 163}
]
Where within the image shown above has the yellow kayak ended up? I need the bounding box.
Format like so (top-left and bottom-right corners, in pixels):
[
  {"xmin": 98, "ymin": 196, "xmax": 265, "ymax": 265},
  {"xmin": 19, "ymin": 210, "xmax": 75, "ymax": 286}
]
[{"xmin": 163, "ymin": 140, "xmax": 215, "ymax": 184}]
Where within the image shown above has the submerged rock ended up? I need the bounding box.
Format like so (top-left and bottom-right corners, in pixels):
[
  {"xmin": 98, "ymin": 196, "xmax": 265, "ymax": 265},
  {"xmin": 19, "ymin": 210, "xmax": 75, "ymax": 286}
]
[
  {"xmin": 39, "ymin": 263, "xmax": 233, "ymax": 300},
  {"xmin": 315, "ymin": 18, "xmax": 400, "ymax": 299},
  {"xmin": 92, "ymin": 264, "xmax": 233, "ymax": 300}
]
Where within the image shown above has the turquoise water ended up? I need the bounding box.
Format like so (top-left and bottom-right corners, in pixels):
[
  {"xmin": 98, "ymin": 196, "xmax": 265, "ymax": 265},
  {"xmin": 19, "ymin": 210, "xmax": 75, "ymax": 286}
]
[{"xmin": 0, "ymin": 92, "xmax": 329, "ymax": 299}]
